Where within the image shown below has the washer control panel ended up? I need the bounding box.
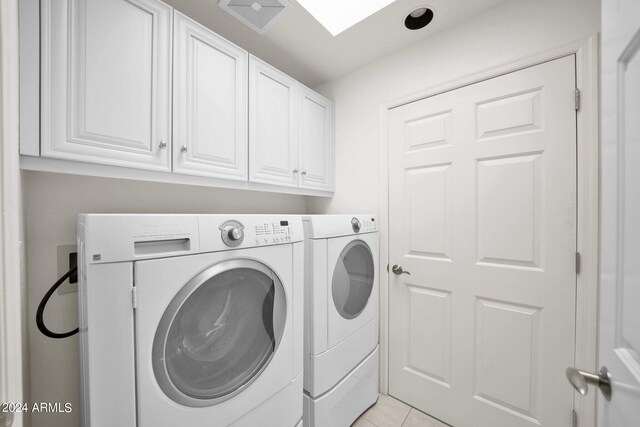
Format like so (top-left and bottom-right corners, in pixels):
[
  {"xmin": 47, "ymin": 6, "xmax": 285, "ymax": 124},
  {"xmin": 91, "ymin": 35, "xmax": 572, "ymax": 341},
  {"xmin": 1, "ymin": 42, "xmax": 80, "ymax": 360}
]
[
  {"xmin": 219, "ymin": 220, "xmax": 245, "ymax": 247},
  {"xmin": 253, "ymin": 220, "xmax": 293, "ymax": 245}
]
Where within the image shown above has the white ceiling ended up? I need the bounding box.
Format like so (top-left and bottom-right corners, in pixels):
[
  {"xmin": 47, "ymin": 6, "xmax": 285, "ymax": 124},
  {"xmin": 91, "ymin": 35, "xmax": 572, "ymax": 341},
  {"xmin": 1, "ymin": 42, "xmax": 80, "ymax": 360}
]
[{"xmin": 165, "ymin": 0, "xmax": 510, "ymax": 87}]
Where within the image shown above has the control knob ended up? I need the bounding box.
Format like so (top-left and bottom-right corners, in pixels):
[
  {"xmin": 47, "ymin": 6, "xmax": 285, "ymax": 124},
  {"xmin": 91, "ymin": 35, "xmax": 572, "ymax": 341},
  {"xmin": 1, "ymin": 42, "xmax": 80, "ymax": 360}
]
[
  {"xmin": 351, "ymin": 217, "xmax": 362, "ymax": 233},
  {"xmin": 219, "ymin": 220, "xmax": 245, "ymax": 247},
  {"xmin": 229, "ymin": 228, "xmax": 243, "ymax": 241}
]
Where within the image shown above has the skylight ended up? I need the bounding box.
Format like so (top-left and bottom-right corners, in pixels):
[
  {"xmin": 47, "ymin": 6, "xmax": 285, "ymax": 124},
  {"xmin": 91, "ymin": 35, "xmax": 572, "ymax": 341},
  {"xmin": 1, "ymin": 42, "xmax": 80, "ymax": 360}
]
[{"xmin": 296, "ymin": 0, "xmax": 398, "ymax": 36}]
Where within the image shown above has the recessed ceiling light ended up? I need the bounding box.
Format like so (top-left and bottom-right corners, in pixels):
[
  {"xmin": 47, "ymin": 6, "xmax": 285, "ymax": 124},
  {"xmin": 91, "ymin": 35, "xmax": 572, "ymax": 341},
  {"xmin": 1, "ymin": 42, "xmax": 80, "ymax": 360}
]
[
  {"xmin": 297, "ymin": 0, "xmax": 398, "ymax": 36},
  {"xmin": 404, "ymin": 7, "xmax": 434, "ymax": 30}
]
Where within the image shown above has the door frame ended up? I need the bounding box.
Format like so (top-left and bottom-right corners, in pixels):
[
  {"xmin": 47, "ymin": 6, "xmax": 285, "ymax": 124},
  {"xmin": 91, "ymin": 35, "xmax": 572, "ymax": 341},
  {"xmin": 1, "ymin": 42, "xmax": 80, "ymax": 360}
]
[
  {"xmin": 378, "ymin": 35, "xmax": 599, "ymax": 427},
  {"xmin": 1, "ymin": 0, "xmax": 26, "ymax": 426}
]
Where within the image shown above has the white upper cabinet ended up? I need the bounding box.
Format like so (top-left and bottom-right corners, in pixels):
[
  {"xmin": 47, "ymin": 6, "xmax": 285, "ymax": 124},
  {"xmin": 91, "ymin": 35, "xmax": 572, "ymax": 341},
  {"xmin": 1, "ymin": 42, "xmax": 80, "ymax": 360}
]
[
  {"xmin": 31, "ymin": 2, "xmax": 334, "ymax": 194},
  {"xmin": 173, "ymin": 12, "xmax": 248, "ymax": 181},
  {"xmin": 298, "ymin": 87, "xmax": 334, "ymax": 191},
  {"xmin": 249, "ymin": 56, "xmax": 299, "ymax": 187},
  {"xmin": 41, "ymin": 0, "xmax": 172, "ymax": 171},
  {"xmin": 248, "ymin": 56, "xmax": 334, "ymax": 191}
]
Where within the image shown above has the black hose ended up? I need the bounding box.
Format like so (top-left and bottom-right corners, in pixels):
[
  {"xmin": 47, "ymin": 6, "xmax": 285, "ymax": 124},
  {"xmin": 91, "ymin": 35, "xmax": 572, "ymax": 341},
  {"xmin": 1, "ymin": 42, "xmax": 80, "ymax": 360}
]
[{"xmin": 36, "ymin": 266, "xmax": 79, "ymax": 339}]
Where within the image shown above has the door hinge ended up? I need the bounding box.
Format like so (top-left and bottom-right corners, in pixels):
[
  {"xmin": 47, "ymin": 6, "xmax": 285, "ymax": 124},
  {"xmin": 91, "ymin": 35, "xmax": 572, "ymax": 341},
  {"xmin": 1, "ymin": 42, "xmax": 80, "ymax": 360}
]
[
  {"xmin": 572, "ymin": 409, "xmax": 578, "ymax": 427},
  {"xmin": 575, "ymin": 88, "xmax": 581, "ymax": 111},
  {"xmin": 575, "ymin": 252, "xmax": 581, "ymax": 274},
  {"xmin": 131, "ymin": 287, "xmax": 137, "ymax": 309}
]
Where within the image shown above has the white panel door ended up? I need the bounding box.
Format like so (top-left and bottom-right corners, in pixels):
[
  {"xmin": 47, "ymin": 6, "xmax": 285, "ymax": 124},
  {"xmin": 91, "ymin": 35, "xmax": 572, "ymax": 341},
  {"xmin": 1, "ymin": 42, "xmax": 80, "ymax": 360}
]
[
  {"xmin": 249, "ymin": 55, "xmax": 298, "ymax": 187},
  {"xmin": 388, "ymin": 56, "xmax": 577, "ymax": 427},
  {"xmin": 173, "ymin": 12, "xmax": 248, "ymax": 180},
  {"xmin": 298, "ymin": 86, "xmax": 334, "ymax": 191},
  {"xmin": 598, "ymin": 0, "xmax": 640, "ymax": 425},
  {"xmin": 41, "ymin": 0, "xmax": 172, "ymax": 171}
]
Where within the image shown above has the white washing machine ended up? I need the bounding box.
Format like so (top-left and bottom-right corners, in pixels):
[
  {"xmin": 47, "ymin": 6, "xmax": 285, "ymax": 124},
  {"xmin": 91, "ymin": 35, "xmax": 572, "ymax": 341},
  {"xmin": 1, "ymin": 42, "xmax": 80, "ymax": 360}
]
[
  {"xmin": 77, "ymin": 214, "xmax": 304, "ymax": 427},
  {"xmin": 302, "ymin": 215, "xmax": 379, "ymax": 427}
]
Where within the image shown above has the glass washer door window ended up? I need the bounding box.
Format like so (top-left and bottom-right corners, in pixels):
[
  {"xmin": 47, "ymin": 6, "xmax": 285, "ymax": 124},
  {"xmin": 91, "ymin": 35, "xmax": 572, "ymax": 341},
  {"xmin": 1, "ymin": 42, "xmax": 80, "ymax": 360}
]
[
  {"xmin": 332, "ymin": 239, "xmax": 375, "ymax": 319},
  {"xmin": 152, "ymin": 259, "xmax": 286, "ymax": 408}
]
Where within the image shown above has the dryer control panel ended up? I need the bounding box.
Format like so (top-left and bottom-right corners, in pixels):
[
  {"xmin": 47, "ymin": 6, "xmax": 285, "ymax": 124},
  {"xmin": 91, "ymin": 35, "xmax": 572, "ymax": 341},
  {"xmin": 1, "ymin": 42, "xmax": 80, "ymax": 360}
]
[
  {"xmin": 355, "ymin": 217, "xmax": 377, "ymax": 233},
  {"xmin": 302, "ymin": 214, "xmax": 378, "ymax": 239}
]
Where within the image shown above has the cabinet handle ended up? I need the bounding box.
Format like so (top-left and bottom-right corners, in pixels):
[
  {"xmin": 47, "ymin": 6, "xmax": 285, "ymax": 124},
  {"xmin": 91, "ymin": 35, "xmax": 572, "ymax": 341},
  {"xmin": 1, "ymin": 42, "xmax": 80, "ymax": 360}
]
[
  {"xmin": 301, "ymin": 171, "xmax": 307, "ymax": 175},
  {"xmin": 180, "ymin": 145, "xmax": 188, "ymax": 153},
  {"xmin": 293, "ymin": 169, "xmax": 298, "ymax": 174},
  {"xmin": 158, "ymin": 140, "xmax": 167, "ymax": 149}
]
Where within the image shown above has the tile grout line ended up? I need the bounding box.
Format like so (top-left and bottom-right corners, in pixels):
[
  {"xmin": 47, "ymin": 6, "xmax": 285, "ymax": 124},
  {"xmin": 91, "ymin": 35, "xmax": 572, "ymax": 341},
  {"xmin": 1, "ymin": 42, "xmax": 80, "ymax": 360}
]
[
  {"xmin": 359, "ymin": 394, "xmax": 452, "ymax": 427},
  {"xmin": 400, "ymin": 407, "xmax": 412, "ymax": 427}
]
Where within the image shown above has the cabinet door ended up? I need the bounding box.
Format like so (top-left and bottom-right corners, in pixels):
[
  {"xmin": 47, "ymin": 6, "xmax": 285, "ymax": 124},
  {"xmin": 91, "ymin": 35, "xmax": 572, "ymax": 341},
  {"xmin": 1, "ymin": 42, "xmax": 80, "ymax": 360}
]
[
  {"xmin": 298, "ymin": 87, "xmax": 334, "ymax": 191},
  {"xmin": 41, "ymin": 0, "xmax": 172, "ymax": 171},
  {"xmin": 249, "ymin": 56, "xmax": 298, "ymax": 187},
  {"xmin": 173, "ymin": 12, "xmax": 248, "ymax": 180}
]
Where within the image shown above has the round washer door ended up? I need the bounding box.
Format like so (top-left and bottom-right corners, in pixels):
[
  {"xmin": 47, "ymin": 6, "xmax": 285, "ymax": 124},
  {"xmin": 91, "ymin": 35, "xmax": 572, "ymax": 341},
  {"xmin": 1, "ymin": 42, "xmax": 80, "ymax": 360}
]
[
  {"xmin": 152, "ymin": 259, "xmax": 286, "ymax": 407},
  {"xmin": 331, "ymin": 239, "xmax": 375, "ymax": 320}
]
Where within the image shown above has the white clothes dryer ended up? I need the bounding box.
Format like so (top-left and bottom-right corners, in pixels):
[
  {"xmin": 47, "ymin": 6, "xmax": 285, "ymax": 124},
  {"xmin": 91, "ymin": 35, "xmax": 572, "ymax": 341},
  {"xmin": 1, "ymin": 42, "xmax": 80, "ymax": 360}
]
[
  {"xmin": 77, "ymin": 214, "xmax": 304, "ymax": 427},
  {"xmin": 302, "ymin": 215, "xmax": 379, "ymax": 427}
]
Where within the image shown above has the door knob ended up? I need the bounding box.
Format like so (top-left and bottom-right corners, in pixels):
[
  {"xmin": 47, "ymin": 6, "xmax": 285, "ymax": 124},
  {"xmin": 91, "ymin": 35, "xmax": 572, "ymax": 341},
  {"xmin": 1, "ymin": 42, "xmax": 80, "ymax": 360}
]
[
  {"xmin": 180, "ymin": 145, "xmax": 188, "ymax": 153},
  {"xmin": 566, "ymin": 366, "xmax": 612, "ymax": 401},
  {"xmin": 158, "ymin": 140, "xmax": 167, "ymax": 149},
  {"xmin": 392, "ymin": 265, "xmax": 410, "ymax": 275}
]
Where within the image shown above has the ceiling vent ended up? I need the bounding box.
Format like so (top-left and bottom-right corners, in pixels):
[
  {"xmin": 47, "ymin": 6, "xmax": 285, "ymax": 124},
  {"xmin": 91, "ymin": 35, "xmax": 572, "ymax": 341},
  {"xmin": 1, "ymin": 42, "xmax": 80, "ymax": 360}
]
[{"xmin": 218, "ymin": 0, "xmax": 291, "ymax": 35}]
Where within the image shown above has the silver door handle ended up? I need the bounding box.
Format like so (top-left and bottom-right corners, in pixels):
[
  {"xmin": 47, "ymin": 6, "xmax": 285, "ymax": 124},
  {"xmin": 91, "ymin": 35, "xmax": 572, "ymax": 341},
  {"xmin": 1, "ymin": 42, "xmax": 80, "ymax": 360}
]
[
  {"xmin": 392, "ymin": 265, "xmax": 410, "ymax": 275},
  {"xmin": 158, "ymin": 140, "xmax": 167, "ymax": 149},
  {"xmin": 566, "ymin": 366, "xmax": 612, "ymax": 401},
  {"xmin": 180, "ymin": 145, "xmax": 187, "ymax": 153}
]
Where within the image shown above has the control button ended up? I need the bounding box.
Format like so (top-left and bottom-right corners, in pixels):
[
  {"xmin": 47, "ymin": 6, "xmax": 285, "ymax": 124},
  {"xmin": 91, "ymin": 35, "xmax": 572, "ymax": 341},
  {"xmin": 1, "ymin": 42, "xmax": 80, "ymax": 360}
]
[{"xmin": 351, "ymin": 217, "xmax": 362, "ymax": 233}]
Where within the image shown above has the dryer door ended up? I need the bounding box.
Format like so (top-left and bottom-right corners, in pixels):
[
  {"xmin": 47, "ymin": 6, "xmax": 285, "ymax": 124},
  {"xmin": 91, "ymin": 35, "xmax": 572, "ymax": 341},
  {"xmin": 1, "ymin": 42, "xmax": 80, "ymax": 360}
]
[
  {"xmin": 332, "ymin": 240, "xmax": 375, "ymax": 319},
  {"xmin": 152, "ymin": 259, "xmax": 286, "ymax": 407},
  {"xmin": 327, "ymin": 232, "xmax": 379, "ymax": 349}
]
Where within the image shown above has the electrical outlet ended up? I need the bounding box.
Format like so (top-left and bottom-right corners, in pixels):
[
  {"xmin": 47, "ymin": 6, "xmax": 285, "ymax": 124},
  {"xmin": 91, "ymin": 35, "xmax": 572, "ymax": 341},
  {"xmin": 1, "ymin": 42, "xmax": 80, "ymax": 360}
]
[{"xmin": 57, "ymin": 244, "xmax": 78, "ymax": 294}]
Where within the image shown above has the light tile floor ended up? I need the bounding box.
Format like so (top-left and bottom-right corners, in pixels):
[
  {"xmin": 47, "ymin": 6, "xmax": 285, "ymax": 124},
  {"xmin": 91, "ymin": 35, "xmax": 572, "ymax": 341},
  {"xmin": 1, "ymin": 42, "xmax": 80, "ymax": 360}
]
[{"xmin": 352, "ymin": 394, "xmax": 452, "ymax": 427}]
